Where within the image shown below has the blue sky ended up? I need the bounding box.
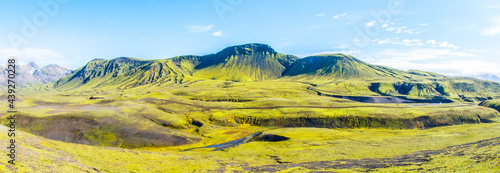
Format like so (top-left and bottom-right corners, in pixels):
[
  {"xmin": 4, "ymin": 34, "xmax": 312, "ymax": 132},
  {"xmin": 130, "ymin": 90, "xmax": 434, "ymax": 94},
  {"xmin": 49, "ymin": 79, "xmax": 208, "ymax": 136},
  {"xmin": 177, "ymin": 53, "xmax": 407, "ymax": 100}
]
[{"xmin": 1, "ymin": 0, "xmax": 500, "ymax": 81}]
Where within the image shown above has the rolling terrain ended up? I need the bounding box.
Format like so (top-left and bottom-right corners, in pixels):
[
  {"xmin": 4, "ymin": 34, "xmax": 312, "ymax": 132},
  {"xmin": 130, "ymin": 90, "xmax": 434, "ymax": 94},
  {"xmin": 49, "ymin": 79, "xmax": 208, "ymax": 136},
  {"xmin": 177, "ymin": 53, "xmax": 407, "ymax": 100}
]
[{"xmin": 1, "ymin": 43, "xmax": 500, "ymax": 172}]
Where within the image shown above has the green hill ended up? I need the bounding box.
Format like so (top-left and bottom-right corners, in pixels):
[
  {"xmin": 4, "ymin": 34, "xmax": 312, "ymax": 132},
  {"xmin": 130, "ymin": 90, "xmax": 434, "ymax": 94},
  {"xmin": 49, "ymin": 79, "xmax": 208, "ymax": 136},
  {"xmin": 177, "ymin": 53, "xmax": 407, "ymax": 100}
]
[
  {"xmin": 192, "ymin": 43, "xmax": 298, "ymax": 81},
  {"xmin": 55, "ymin": 57, "xmax": 193, "ymax": 90},
  {"xmin": 283, "ymin": 54, "xmax": 405, "ymax": 79}
]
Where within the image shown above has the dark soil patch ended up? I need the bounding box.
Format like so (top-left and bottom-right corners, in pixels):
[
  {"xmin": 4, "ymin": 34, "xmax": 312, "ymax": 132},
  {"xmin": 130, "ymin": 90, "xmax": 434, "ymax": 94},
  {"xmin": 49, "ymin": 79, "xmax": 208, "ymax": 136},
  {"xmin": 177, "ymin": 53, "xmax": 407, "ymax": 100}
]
[
  {"xmin": 3, "ymin": 113, "xmax": 200, "ymax": 148},
  {"xmin": 89, "ymin": 96, "xmax": 105, "ymax": 99},
  {"xmin": 33, "ymin": 100, "xmax": 69, "ymax": 106},
  {"xmin": 191, "ymin": 120, "xmax": 204, "ymax": 127},
  {"xmin": 310, "ymin": 87, "xmax": 453, "ymax": 104},
  {"xmin": 252, "ymin": 134, "xmax": 290, "ymax": 142}
]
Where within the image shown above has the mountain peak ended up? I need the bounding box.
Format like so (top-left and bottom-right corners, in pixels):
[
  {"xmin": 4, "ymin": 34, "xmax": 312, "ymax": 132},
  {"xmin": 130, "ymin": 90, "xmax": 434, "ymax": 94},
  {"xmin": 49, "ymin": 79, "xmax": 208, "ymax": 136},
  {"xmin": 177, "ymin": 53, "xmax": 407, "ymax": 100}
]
[
  {"xmin": 90, "ymin": 58, "xmax": 105, "ymax": 62},
  {"xmin": 191, "ymin": 43, "xmax": 295, "ymax": 81},
  {"xmin": 220, "ymin": 43, "xmax": 276, "ymax": 55},
  {"xmin": 233, "ymin": 43, "xmax": 272, "ymax": 49},
  {"xmin": 27, "ymin": 61, "xmax": 40, "ymax": 69},
  {"xmin": 43, "ymin": 64, "xmax": 70, "ymax": 70},
  {"xmin": 111, "ymin": 57, "xmax": 144, "ymax": 62},
  {"xmin": 283, "ymin": 54, "xmax": 386, "ymax": 78}
]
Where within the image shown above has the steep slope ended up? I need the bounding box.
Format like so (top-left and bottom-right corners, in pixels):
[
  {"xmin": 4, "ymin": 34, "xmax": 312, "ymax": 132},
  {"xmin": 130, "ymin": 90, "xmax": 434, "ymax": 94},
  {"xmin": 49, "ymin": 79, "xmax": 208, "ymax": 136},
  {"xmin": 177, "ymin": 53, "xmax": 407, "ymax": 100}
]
[
  {"xmin": 54, "ymin": 57, "xmax": 194, "ymax": 90},
  {"xmin": 120, "ymin": 59, "xmax": 192, "ymax": 87},
  {"xmin": 55, "ymin": 57, "xmax": 152, "ymax": 89},
  {"xmin": 479, "ymin": 99, "xmax": 500, "ymax": 112},
  {"xmin": 192, "ymin": 43, "xmax": 298, "ymax": 81},
  {"xmin": 366, "ymin": 79, "xmax": 500, "ymax": 101},
  {"xmin": 283, "ymin": 54, "xmax": 404, "ymax": 79},
  {"xmin": 0, "ymin": 62, "xmax": 71, "ymax": 88}
]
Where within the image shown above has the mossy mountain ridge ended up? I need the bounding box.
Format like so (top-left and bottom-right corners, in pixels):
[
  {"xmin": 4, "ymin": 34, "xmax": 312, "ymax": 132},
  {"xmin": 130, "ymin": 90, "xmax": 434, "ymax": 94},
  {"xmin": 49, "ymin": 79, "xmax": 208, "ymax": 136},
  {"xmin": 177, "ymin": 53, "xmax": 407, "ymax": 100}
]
[
  {"xmin": 56, "ymin": 43, "xmax": 300, "ymax": 89},
  {"xmin": 54, "ymin": 43, "xmax": 500, "ymax": 101},
  {"xmin": 284, "ymin": 54, "xmax": 399, "ymax": 78},
  {"xmin": 55, "ymin": 57, "xmax": 190, "ymax": 89}
]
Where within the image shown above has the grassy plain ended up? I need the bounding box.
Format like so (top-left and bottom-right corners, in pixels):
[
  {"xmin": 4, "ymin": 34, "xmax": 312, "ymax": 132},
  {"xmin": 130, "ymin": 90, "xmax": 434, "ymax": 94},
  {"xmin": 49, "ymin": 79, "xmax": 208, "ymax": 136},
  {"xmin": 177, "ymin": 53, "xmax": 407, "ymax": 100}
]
[
  {"xmin": 1, "ymin": 79, "xmax": 499, "ymax": 172},
  {"xmin": 1, "ymin": 122, "xmax": 499, "ymax": 172}
]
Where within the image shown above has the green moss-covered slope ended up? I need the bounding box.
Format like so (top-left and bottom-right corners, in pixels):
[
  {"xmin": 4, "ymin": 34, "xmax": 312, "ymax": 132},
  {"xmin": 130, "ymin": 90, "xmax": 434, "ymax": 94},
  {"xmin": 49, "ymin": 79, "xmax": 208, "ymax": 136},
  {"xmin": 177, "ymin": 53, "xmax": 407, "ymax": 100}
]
[{"xmin": 51, "ymin": 43, "xmax": 500, "ymax": 102}]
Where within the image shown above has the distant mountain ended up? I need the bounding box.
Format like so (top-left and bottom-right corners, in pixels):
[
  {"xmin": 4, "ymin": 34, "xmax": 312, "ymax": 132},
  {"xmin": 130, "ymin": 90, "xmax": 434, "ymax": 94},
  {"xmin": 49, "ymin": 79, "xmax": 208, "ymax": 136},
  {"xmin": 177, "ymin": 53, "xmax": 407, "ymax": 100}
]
[
  {"xmin": 0, "ymin": 62, "xmax": 71, "ymax": 88},
  {"xmin": 474, "ymin": 74, "xmax": 500, "ymax": 82},
  {"xmin": 54, "ymin": 43, "xmax": 500, "ymax": 102}
]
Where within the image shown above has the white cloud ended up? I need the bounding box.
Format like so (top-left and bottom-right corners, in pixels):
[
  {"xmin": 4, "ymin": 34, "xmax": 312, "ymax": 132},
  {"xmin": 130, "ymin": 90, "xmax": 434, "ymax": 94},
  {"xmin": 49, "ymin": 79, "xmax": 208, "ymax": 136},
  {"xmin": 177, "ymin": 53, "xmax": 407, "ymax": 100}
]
[
  {"xmin": 426, "ymin": 40, "xmax": 437, "ymax": 45},
  {"xmin": 482, "ymin": 18, "xmax": 500, "ymax": 36},
  {"xmin": 373, "ymin": 38, "xmax": 460, "ymax": 49},
  {"xmin": 306, "ymin": 46, "xmax": 362, "ymax": 57},
  {"xmin": 453, "ymin": 52, "xmax": 473, "ymax": 57},
  {"xmin": 309, "ymin": 50, "xmax": 362, "ymax": 57},
  {"xmin": 378, "ymin": 60, "xmax": 500, "ymax": 78},
  {"xmin": 376, "ymin": 39, "xmax": 391, "ymax": 44},
  {"xmin": 316, "ymin": 13, "xmax": 326, "ymax": 17},
  {"xmin": 448, "ymin": 44, "xmax": 459, "ymax": 49},
  {"xmin": 365, "ymin": 20, "xmax": 376, "ymax": 27},
  {"xmin": 401, "ymin": 39, "xmax": 423, "ymax": 46},
  {"xmin": 186, "ymin": 25, "xmax": 214, "ymax": 33},
  {"xmin": 439, "ymin": 41, "xmax": 449, "ymax": 47},
  {"xmin": 426, "ymin": 40, "xmax": 458, "ymax": 49},
  {"xmin": 437, "ymin": 41, "xmax": 458, "ymax": 49},
  {"xmin": 364, "ymin": 49, "xmax": 499, "ymax": 78},
  {"xmin": 419, "ymin": 23, "xmax": 428, "ymax": 26},
  {"xmin": 396, "ymin": 27, "xmax": 406, "ymax": 34},
  {"xmin": 213, "ymin": 31, "xmax": 223, "ymax": 36},
  {"xmin": 384, "ymin": 27, "xmax": 395, "ymax": 31},
  {"xmin": 370, "ymin": 48, "xmax": 473, "ymax": 62},
  {"xmin": 372, "ymin": 38, "xmax": 423, "ymax": 46},
  {"xmin": 379, "ymin": 23, "xmax": 423, "ymax": 34},
  {"xmin": 0, "ymin": 48, "xmax": 68, "ymax": 67},
  {"xmin": 403, "ymin": 29, "xmax": 414, "ymax": 34},
  {"xmin": 333, "ymin": 13, "xmax": 346, "ymax": 19},
  {"xmin": 467, "ymin": 49, "xmax": 487, "ymax": 53}
]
